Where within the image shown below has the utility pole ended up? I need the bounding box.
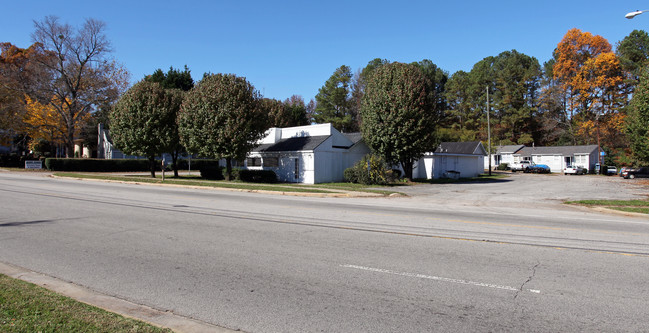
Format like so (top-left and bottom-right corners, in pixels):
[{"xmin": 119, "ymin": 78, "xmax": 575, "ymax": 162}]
[{"xmin": 487, "ymin": 86, "xmax": 492, "ymax": 176}]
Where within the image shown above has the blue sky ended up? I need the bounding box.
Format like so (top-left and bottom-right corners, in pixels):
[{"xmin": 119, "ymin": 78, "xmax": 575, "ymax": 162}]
[{"xmin": 2, "ymin": 1, "xmax": 648, "ymax": 102}]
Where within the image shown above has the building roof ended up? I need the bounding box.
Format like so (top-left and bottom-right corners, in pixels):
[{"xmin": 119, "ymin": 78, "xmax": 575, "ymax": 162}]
[
  {"xmin": 518, "ymin": 145, "xmax": 599, "ymax": 157},
  {"xmin": 495, "ymin": 145, "xmax": 525, "ymax": 154},
  {"xmin": 252, "ymin": 135, "xmax": 330, "ymax": 152},
  {"xmin": 342, "ymin": 132, "xmax": 363, "ymax": 145},
  {"xmin": 434, "ymin": 141, "xmax": 487, "ymax": 156}
]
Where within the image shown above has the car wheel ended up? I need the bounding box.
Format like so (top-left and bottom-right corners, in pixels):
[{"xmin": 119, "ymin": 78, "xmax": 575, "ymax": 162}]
[{"xmin": 630, "ymin": 174, "xmax": 635, "ymax": 179}]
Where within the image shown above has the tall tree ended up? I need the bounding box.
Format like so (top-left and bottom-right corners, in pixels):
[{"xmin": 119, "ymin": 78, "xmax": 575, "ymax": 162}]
[
  {"xmin": 0, "ymin": 42, "xmax": 55, "ymax": 147},
  {"xmin": 551, "ymin": 28, "xmax": 626, "ymax": 146},
  {"xmin": 178, "ymin": 73, "xmax": 268, "ymax": 180},
  {"xmin": 443, "ymin": 50, "xmax": 541, "ymax": 145},
  {"xmin": 29, "ymin": 16, "xmax": 129, "ymax": 157},
  {"xmin": 411, "ymin": 59, "xmax": 448, "ymax": 123},
  {"xmin": 350, "ymin": 58, "xmax": 390, "ymax": 129},
  {"xmin": 314, "ymin": 65, "xmax": 356, "ymax": 132},
  {"xmin": 145, "ymin": 65, "xmax": 194, "ymax": 91},
  {"xmin": 110, "ymin": 81, "xmax": 183, "ymax": 178},
  {"xmin": 143, "ymin": 65, "xmax": 194, "ymax": 175},
  {"xmin": 616, "ymin": 29, "xmax": 649, "ymax": 89},
  {"xmin": 626, "ymin": 71, "xmax": 649, "ymax": 164},
  {"xmin": 360, "ymin": 62, "xmax": 436, "ymax": 180},
  {"xmin": 263, "ymin": 95, "xmax": 309, "ymax": 128}
]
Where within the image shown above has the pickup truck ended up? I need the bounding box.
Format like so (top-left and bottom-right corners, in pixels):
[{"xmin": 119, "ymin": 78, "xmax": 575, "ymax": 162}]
[{"xmin": 511, "ymin": 160, "xmax": 534, "ymax": 172}]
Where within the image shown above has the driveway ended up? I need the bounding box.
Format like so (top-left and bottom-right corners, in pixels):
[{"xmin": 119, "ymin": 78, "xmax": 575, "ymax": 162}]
[{"xmin": 382, "ymin": 173, "xmax": 649, "ymax": 209}]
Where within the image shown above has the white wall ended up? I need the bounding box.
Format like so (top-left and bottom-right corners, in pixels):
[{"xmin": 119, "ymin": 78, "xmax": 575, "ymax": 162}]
[{"xmin": 532, "ymin": 154, "xmax": 563, "ymax": 173}]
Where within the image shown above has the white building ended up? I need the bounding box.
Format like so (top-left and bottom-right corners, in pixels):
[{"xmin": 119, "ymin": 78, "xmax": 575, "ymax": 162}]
[
  {"xmin": 414, "ymin": 141, "xmax": 487, "ymax": 179},
  {"xmin": 484, "ymin": 145, "xmax": 525, "ymax": 170},
  {"xmin": 515, "ymin": 145, "xmax": 600, "ymax": 173},
  {"xmin": 246, "ymin": 124, "xmax": 370, "ymax": 184}
]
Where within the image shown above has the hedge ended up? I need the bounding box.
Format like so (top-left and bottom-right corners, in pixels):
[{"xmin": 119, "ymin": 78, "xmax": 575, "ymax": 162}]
[
  {"xmin": 238, "ymin": 169, "xmax": 277, "ymax": 183},
  {"xmin": 45, "ymin": 158, "xmax": 152, "ymax": 172}
]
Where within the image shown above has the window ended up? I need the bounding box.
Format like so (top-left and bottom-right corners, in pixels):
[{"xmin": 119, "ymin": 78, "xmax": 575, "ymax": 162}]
[
  {"xmin": 246, "ymin": 157, "xmax": 261, "ymax": 167},
  {"xmin": 264, "ymin": 157, "xmax": 278, "ymax": 167}
]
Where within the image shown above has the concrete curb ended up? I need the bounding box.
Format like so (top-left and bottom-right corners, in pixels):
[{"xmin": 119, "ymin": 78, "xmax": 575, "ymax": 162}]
[{"xmin": 0, "ymin": 261, "xmax": 239, "ymax": 333}]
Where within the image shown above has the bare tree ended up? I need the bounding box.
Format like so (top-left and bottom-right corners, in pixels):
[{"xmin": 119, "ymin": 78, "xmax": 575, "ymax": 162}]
[{"xmin": 31, "ymin": 16, "xmax": 129, "ymax": 156}]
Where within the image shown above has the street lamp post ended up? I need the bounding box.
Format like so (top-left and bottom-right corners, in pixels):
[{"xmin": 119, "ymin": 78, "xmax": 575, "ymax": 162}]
[{"xmin": 626, "ymin": 10, "xmax": 649, "ymax": 19}]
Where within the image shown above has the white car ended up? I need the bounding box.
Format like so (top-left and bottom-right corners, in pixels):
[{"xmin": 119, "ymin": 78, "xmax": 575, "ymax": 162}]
[{"xmin": 564, "ymin": 165, "xmax": 586, "ymax": 175}]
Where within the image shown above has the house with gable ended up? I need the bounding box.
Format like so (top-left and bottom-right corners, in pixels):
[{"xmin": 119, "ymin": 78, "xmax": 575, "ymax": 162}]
[{"xmin": 246, "ymin": 123, "xmax": 370, "ymax": 184}]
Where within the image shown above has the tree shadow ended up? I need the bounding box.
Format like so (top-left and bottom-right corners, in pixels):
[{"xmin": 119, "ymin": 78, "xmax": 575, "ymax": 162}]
[{"xmin": 0, "ymin": 218, "xmax": 70, "ymax": 227}]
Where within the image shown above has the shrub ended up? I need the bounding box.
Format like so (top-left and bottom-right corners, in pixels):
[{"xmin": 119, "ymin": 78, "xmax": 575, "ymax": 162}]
[
  {"xmin": 238, "ymin": 169, "xmax": 277, "ymax": 183},
  {"xmin": 344, "ymin": 154, "xmax": 392, "ymax": 185},
  {"xmin": 199, "ymin": 164, "xmax": 224, "ymax": 180},
  {"xmin": 496, "ymin": 163, "xmax": 509, "ymax": 170},
  {"xmin": 44, "ymin": 158, "xmax": 151, "ymax": 172}
]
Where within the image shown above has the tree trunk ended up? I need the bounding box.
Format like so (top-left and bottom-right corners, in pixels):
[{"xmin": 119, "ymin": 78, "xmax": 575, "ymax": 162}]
[
  {"xmin": 225, "ymin": 157, "xmax": 232, "ymax": 181},
  {"xmin": 172, "ymin": 150, "xmax": 179, "ymax": 177},
  {"xmin": 401, "ymin": 159, "xmax": 413, "ymax": 180},
  {"xmin": 148, "ymin": 156, "xmax": 156, "ymax": 178}
]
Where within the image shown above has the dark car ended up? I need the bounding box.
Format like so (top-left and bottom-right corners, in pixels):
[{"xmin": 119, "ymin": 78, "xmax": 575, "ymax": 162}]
[{"xmin": 622, "ymin": 166, "xmax": 649, "ymax": 179}]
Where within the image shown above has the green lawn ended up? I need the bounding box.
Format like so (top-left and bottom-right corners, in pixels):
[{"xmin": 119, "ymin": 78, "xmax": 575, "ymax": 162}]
[
  {"xmin": 0, "ymin": 274, "xmax": 172, "ymax": 333},
  {"xmin": 566, "ymin": 199, "xmax": 649, "ymax": 215},
  {"xmin": 53, "ymin": 173, "xmax": 398, "ymax": 195}
]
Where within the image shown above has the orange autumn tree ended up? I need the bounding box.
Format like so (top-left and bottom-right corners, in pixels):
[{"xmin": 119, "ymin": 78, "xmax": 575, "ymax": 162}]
[
  {"xmin": 552, "ymin": 28, "xmax": 626, "ymax": 148},
  {"xmin": 22, "ymin": 95, "xmax": 89, "ymax": 154}
]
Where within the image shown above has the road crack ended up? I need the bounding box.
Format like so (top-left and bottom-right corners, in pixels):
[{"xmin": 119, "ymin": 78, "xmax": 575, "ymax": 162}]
[{"xmin": 514, "ymin": 261, "xmax": 540, "ymax": 299}]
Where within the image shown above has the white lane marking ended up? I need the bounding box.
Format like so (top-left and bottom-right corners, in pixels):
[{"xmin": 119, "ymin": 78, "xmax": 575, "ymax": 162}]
[{"xmin": 341, "ymin": 264, "xmax": 540, "ymax": 294}]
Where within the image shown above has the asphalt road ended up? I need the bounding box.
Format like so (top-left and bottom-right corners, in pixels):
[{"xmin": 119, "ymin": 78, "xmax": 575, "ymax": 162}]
[{"xmin": 1, "ymin": 172, "xmax": 648, "ymax": 332}]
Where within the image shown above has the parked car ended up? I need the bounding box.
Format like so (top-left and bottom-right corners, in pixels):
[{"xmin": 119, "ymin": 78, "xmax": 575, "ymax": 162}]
[
  {"xmin": 606, "ymin": 166, "xmax": 617, "ymax": 176},
  {"xmin": 622, "ymin": 166, "xmax": 649, "ymax": 179},
  {"xmin": 530, "ymin": 164, "xmax": 551, "ymax": 174},
  {"xmin": 511, "ymin": 160, "xmax": 534, "ymax": 172},
  {"xmin": 564, "ymin": 165, "xmax": 586, "ymax": 175}
]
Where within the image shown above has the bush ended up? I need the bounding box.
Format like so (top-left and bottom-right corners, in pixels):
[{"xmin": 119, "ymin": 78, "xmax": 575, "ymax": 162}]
[
  {"xmin": 199, "ymin": 164, "xmax": 224, "ymax": 180},
  {"xmin": 44, "ymin": 158, "xmax": 151, "ymax": 172},
  {"xmin": 238, "ymin": 169, "xmax": 277, "ymax": 183},
  {"xmin": 344, "ymin": 154, "xmax": 392, "ymax": 185},
  {"xmin": 496, "ymin": 163, "xmax": 509, "ymax": 170}
]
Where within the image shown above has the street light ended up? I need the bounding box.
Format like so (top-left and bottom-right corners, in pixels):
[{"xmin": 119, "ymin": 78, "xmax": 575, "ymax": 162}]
[{"xmin": 626, "ymin": 10, "xmax": 648, "ymax": 19}]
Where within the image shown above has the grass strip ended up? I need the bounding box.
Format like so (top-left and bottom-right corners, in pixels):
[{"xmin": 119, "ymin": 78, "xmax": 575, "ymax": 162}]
[
  {"xmin": 54, "ymin": 173, "xmax": 335, "ymax": 194},
  {"xmin": 607, "ymin": 207, "xmax": 649, "ymax": 214},
  {"xmin": 0, "ymin": 274, "xmax": 171, "ymax": 333},
  {"xmin": 565, "ymin": 199, "xmax": 649, "ymax": 207}
]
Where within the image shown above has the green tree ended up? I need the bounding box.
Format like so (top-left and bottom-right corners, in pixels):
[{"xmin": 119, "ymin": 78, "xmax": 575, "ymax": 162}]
[
  {"xmin": 360, "ymin": 62, "xmax": 436, "ymax": 180},
  {"xmin": 411, "ymin": 59, "xmax": 448, "ymax": 122},
  {"xmin": 144, "ymin": 65, "xmax": 194, "ymax": 176},
  {"xmin": 261, "ymin": 97, "xmax": 309, "ymax": 128},
  {"xmin": 110, "ymin": 81, "xmax": 183, "ymax": 178},
  {"xmin": 178, "ymin": 73, "xmax": 268, "ymax": 180},
  {"xmin": 350, "ymin": 59, "xmax": 390, "ymax": 129},
  {"xmin": 626, "ymin": 71, "xmax": 649, "ymax": 164},
  {"xmin": 145, "ymin": 65, "xmax": 194, "ymax": 91},
  {"xmin": 282, "ymin": 95, "xmax": 310, "ymax": 127},
  {"xmin": 314, "ymin": 65, "xmax": 356, "ymax": 132},
  {"xmin": 616, "ymin": 30, "xmax": 649, "ymax": 89}
]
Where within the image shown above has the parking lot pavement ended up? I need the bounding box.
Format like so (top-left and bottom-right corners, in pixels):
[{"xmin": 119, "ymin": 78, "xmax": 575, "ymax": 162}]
[{"xmin": 384, "ymin": 173, "xmax": 649, "ymax": 208}]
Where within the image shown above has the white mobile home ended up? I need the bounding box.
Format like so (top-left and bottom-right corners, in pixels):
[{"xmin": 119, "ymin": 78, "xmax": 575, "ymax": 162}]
[{"xmin": 514, "ymin": 145, "xmax": 600, "ymax": 173}]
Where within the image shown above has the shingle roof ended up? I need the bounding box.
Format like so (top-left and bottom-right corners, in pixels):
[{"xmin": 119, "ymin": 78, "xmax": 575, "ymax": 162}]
[
  {"xmin": 342, "ymin": 132, "xmax": 363, "ymax": 145},
  {"xmin": 518, "ymin": 145, "xmax": 599, "ymax": 157},
  {"xmin": 434, "ymin": 141, "xmax": 486, "ymax": 155},
  {"xmin": 252, "ymin": 135, "xmax": 330, "ymax": 152},
  {"xmin": 495, "ymin": 145, "xmax": 525, "ymax": 154}
]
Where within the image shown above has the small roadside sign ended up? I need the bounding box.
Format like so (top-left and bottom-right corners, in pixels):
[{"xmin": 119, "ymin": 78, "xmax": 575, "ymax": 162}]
[{"xmin": 25, "ymin": 160, "xmax": 42, "ymax": 169}]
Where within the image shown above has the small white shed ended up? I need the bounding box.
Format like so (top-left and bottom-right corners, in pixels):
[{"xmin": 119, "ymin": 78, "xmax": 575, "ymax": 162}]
[{"xmin": 414, "ymin": 141, "xmax": 487, "ymax": 179}]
